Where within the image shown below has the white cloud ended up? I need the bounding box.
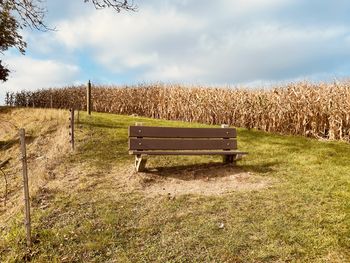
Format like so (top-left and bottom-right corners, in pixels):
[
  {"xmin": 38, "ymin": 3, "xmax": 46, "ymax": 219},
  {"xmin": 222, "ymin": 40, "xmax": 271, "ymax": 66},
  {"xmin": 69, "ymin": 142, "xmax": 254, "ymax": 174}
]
[
  {"xmin": 0, "ymin": 55, "xmax": 80, "ymax": 104},
  {"xmin": 224, "ymin": 0, "xmax": 292, "ymax": 14},
  {"xmin": 52, "ymin": 3, "xmax": 350, "ymax": 84},
  {"xmin": 144, "ymin": 64, "xmax": 204, "ymax": 80},
  {"xmin": 2, "ymin": 0, "xmax": 350, "ymax": 102},
  {"xmin": 55, "ymin": 6, "xmax": 206, "ymax": 70},
  {"xmin": 192, "ymin": 24, "xmax": 350, "ymax": 81}
]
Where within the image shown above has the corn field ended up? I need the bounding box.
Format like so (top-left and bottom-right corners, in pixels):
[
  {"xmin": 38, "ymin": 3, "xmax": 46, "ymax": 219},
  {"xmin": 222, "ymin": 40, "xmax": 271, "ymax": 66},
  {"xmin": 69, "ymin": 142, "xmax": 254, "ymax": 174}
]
[{"xmin": 5, "ymin": 82, "xmax": 350, "ymax": 141}]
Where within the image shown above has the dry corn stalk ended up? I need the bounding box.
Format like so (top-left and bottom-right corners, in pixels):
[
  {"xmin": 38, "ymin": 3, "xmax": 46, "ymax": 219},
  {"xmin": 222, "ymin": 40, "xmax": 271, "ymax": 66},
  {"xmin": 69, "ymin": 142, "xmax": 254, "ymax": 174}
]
[{"xmin": 6, "ymin": 81, "xmax": 350, "ymax": 142}]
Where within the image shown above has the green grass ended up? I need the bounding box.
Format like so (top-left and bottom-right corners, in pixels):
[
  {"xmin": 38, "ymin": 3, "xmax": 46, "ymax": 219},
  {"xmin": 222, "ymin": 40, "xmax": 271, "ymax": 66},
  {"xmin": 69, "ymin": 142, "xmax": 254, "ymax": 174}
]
[{"xmin": 1, "ymin": 111, "xmax": 350, "ymax": 262}]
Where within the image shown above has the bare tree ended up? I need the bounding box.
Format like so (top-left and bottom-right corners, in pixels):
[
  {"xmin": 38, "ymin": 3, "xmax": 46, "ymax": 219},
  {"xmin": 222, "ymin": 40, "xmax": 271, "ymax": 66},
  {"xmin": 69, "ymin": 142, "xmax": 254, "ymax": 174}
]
[
  {"xmin": 85, "ymin": 0, "xmax": 137, "ymax": 12},
  {"xmin": 2, "ymin": 0, "xmax": 137, "ymax": 30},
  {"xmin": 1, "ymin": 0, "xmax": 49, "ymax": 31},
  {"xmin": 0, "ymin": 0, "xmax": 137, "ymax": 82}
]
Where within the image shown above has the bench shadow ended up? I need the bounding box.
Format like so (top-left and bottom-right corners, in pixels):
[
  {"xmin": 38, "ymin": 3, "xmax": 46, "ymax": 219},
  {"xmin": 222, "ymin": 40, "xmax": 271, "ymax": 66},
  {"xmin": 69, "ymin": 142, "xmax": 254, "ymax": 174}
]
[
  {"xmin": 143, "ymin": 161, "xmax": 278, "ymax": 181},
  {"xmin": 79, "ymin": 121, "xmax": 123, "ymax": 129},
  {"xmin": 242, "ymin": 161, "xmax": 280, "ymax": 174}
]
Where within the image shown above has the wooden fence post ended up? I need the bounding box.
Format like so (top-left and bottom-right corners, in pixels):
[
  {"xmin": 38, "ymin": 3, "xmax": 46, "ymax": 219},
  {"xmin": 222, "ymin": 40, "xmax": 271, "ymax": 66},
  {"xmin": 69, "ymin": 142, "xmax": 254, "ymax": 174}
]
[
  {"xmin": 19, "ymin": 128, "xmax": 32, "ymax": 247},
  {"xmin": 50, "ymin": 94, "xmax": 53, "ymax": 108},
  {"xmin": 87, "ymin": 80, "xmax": 92, "ymax": 115},
  {"xmin": 69, "ymin": 109, "xmax": 75, "ymax": 150}
]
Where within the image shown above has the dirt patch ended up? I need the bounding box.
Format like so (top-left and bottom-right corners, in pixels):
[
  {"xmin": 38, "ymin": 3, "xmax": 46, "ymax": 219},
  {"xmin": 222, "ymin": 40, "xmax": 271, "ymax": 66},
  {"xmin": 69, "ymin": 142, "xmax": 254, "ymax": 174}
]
[{"xmin": 117, "ymin": 163, "xmax": 273, "ymax": 197}]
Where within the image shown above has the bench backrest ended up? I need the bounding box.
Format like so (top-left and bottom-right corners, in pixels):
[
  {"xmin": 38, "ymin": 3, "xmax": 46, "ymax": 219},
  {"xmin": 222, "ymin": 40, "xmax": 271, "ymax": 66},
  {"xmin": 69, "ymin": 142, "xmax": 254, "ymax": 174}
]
[{"xmin": 128, "ymin": 126, "xmax": 237, "ymax": 151}]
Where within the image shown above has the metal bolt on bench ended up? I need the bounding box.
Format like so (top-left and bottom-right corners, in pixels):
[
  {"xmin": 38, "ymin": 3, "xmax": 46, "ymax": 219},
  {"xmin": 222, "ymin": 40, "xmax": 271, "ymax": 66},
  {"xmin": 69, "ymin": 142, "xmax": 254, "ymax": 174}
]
[{"xmin": 128, "ymin": 124, "xmax": 248, "ymax": 172}]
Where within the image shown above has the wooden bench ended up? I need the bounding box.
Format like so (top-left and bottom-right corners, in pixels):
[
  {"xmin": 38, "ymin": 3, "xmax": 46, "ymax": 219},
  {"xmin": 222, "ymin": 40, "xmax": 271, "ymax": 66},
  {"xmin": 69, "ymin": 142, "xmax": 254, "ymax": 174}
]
[{"xmin": 128, "ymin": 125, "xmax": 248, "ymax": 172}]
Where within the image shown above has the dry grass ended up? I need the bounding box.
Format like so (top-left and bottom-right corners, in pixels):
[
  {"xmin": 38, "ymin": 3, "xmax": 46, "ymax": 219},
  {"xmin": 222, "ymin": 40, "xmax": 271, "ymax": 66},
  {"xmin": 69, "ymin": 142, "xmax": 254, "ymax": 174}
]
[
  {"xmin": 0, "ymin": 107, "xmax": 70, "ymax": 225},
  {"xmin": 6, "ymin": 81, "xmax": 350, "ymax": 142},
  {"xmin": 0, "ymin": 110, "xmax": 349, "ymax": 262},
  {"xmin": 71, "ymin": 112, "xmax": 350, "ymax": 262},
  {"xmin": 125, "ymin": 165, "xmax": 273, "ymax": 197}
]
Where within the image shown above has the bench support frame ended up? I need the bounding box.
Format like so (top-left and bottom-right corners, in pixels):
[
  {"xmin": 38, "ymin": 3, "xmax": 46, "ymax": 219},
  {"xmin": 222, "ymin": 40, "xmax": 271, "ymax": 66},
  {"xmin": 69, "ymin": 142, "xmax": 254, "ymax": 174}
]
[
  {"xmin": 223, "ymin": 154, "xmax": 236, "ymax": 165},
  {"xmin": 134, "ymin": 153, "xmax": 238, "ymax": 172},
  {"xmin": 135, "ymin": 155, "xmax": 147, "ymax": 172}
]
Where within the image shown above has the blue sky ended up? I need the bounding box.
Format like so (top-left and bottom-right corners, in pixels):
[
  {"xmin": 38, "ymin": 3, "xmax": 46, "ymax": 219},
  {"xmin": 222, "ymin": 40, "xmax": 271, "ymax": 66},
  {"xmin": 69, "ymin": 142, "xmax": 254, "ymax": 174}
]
[{"xmin": 1, "ymin": 0, "xmax": 350, "ymax": 103}]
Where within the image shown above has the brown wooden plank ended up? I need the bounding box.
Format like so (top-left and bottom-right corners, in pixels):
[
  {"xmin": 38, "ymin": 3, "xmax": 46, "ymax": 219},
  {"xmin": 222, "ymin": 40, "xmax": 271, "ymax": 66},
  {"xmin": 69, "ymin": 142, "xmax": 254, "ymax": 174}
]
[
  {"xmin": 129, "ymin": 126, "xmax": 236, "ymax": 138},
  {"xmin": 129, "ymin": 138, "xmax": 237, "ymax": 150},
  {"xmin": 129, "ymin": 150, "xmax": 248, "ymax": 155}
]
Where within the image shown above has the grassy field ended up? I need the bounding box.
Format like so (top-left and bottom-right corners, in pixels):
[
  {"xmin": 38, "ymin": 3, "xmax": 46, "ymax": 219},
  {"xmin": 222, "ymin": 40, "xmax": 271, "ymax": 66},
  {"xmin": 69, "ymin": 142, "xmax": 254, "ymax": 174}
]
[{"xmin": 0, "ymin": 109, "xmax": 350, "ymax": 262}]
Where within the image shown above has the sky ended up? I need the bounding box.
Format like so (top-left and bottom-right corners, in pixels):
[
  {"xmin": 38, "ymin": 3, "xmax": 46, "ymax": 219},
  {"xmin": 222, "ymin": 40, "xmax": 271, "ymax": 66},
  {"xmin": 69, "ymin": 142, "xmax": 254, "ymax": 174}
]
[{"xmin": 1, "ymin": 0, "xmax": 350, "ymax": 103}]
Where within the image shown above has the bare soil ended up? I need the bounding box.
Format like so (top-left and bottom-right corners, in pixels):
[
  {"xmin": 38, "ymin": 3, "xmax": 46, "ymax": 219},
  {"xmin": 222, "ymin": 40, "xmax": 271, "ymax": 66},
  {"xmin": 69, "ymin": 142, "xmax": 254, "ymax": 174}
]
[{"xmin": 116, "ymin": 163, "xmax": 273, "ymax": 197}]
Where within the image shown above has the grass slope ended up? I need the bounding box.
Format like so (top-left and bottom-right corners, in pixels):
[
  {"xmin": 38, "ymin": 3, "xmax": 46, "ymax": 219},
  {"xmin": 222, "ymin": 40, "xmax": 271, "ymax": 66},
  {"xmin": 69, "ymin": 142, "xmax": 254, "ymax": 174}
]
[{"xmin": 1, "ymin": 110, "xmax": 349, "ymax": 262}]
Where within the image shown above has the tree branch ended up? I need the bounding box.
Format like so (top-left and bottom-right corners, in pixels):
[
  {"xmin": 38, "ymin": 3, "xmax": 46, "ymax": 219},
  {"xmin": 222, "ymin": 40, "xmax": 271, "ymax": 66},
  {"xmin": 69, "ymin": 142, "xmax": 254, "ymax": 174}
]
[
  {"xmin": 1, "ymin": 0, "xmax": 51, "ymax": 31},
  {"xmin": 85, "ymin": 0, "xmax": 137, "ymax": 12}
]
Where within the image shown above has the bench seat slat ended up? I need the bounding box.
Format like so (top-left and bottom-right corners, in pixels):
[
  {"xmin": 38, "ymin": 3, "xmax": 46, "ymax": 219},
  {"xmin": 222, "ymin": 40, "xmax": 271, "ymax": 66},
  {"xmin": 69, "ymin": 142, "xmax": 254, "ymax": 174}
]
[
  {"xmin": 129, "ymin": 126, "xmax": 236, "ymax": 138},
  {"xmin": 129, "ymin": 138, "xmax": 237, "ymax": 150},
  {"xmin": 129, "ymin": 150, "xmax": 248, "ymax": 155}
]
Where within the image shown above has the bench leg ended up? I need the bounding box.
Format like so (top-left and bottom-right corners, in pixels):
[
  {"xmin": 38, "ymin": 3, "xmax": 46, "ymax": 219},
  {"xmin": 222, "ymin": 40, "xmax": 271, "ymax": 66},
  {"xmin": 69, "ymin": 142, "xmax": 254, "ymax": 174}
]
[
  {"xmin": 135, "ymin": 155, "xmax": 147, "ymax": 172},
  {"xmin": 223, "ymin": 155, "xmax": 236, "ymax": 165}
]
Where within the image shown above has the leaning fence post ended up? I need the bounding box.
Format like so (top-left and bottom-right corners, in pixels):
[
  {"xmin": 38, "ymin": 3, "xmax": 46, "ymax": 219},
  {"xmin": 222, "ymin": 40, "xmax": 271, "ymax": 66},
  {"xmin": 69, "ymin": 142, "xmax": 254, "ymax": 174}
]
[
  {"xmin": 87, "ymin": 80, "xmax": 92, "ymax": 115},
  {"xmin": 19, "ymin": 128, "xmax": 32, "ymax": 247},
  {"xmin": 69, "ymin": 109, "xmax": 75, "ymax": 150}
]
